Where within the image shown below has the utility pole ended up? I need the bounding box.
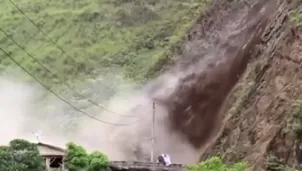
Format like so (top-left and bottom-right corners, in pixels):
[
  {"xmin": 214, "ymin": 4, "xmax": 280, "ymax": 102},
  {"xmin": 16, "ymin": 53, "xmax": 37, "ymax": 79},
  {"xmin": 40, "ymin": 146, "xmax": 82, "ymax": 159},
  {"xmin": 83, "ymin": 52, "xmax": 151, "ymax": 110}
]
[{"xmin": 150, "ymin": 101, "xmax": 155, "ymax": 162}]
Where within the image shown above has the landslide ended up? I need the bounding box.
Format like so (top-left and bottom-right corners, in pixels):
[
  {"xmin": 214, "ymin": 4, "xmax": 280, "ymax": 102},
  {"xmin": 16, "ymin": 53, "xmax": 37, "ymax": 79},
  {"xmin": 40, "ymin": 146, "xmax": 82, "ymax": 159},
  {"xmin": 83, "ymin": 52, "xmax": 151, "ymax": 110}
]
[
  {"xmin": 148, "ymin": 0, "xmax": 301, "ymax": 168},
  {"xmin": 78, "ymin": 0, "xmax": 300, "ymax": 168},
  {"xmin": 108, "ymin": 0, "xmax": 279, "ymax": 164},
  {"xmin": 153, "ymin": 0, "xmax": 277, "ymax": 150},
  {"xmin": 198, "ymin": 0, "xmax": 302, "ymax": 170},
  {"xmin": 143, "ymin": 0, "xmax": 279, "ymax": 164}
]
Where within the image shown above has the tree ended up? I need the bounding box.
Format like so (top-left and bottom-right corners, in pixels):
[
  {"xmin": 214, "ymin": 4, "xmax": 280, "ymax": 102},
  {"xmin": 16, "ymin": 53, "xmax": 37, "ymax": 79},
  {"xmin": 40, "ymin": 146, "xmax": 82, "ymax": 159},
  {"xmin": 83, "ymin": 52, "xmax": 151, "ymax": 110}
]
[
  {"xmin": 0, "ymin": 146, "xmax": 11, "ymax": 171},
  {"xmin": 66, "ymin": 142, "xmax": 90, "ymax": 171},
  {"xmin": 0, "ymin": 139, "xmax": 45, "ymax": 171},
  {"xmin": 66, "ymin": 142, "xmax": 110, "ymax": 171},
  {"xmin": 89, "ymin": 151, "xmax": 110, "ymax": 171}
]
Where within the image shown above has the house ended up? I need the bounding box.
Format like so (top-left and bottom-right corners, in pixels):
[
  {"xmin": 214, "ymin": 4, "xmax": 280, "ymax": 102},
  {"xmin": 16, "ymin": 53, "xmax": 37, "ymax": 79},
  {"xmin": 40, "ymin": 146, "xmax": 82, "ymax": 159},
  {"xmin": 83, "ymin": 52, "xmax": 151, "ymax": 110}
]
[{"xmin": 35, "ymin": 142, "xmax": 66, "ymax": 170}]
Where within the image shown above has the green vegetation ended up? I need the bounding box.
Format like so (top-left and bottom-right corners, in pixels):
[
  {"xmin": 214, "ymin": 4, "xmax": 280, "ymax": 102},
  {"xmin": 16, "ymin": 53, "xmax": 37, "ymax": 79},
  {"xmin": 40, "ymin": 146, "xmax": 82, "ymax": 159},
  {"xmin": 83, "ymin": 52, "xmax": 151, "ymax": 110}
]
[
  {"xmin": 187, "ymin": 157, "xmax": 246, "ymax": 171},
  {"xmin": 3, "ymin": 139, "xmax": 246, "ymax": 171},
  {"xmin": 266, "ymin": 101, "xmax": 302, "ymax": 171},
  {"xmin": 291, "ymin": 100, "xmax": 302, "ymax": 140},
  {"xmin": 0, "ymin": 1, "xmax": 249, "ymax": 170},
  {"xmin": 0, "ymin": 139, "xmax": 45, "ymax": 171},
  {"xmin": 0, "ymin": 0, "xmax": 211, "ymax": 89},
  {"xmin": 0, "ymin": 139, "xmax": 248, "ymax": 171},
  {"xmin": 266, "ymin": 155, "xmax": 298, "ymax": 171},
  {"xmin": 0, "ymin": 138, "xmax": 110, "ymax": 171},
  {"xmin": 290, "ymin": 8, "xmax": 302, "ymax": 26},
  {"xmin": 66, "ymin": 142, "xmax": 110, "ymax": 171}
]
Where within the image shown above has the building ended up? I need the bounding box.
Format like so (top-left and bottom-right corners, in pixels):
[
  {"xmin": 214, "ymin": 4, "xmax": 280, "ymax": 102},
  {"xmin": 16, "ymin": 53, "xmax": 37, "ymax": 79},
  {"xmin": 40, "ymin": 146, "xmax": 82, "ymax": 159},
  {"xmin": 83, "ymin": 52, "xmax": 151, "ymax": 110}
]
[{"xmin": 36, "ymin": 142, "xmax": 66, "ymax": 170}]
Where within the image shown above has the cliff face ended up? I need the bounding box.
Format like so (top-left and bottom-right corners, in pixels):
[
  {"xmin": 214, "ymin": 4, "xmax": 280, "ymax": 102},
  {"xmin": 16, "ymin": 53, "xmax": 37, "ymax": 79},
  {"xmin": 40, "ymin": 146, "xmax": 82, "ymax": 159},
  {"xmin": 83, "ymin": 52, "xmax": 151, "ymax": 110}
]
[
  {"xmin": 150, "ymin": 0, "xmax": 278, "ymax": 162},
  {"xmin": 200, "ymin": 0, "xmax": 302, "ymax": 170},
  {"xmin": 146, "ymin": 0, "xmax": 301, "ymax": 166}
]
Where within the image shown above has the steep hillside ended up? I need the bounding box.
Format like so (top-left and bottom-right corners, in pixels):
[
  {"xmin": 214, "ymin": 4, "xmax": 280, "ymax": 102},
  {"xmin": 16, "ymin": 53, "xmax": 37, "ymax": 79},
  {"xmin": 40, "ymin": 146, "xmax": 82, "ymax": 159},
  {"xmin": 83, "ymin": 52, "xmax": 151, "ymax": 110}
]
[
  {"xmin": 199, "ymin": 1, "xmax": 302, "ymax": 170},
  {"xmin": 2, "ymin": 0, "xmax": 302, "ymax": 170},
  {"xmin": 109, "ymin": 0, "xmax": 280, "ymax": 165},
  {"xmin": 0, "ymin": 0, "xmax": 210, "ymax": 88}
]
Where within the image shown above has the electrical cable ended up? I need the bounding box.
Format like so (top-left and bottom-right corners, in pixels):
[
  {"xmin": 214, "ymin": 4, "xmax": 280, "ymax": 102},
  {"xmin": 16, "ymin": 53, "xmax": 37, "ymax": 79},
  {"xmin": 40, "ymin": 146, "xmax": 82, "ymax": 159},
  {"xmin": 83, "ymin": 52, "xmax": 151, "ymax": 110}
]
[
  {"xmin": 0, "ymin": 46, "xmax": 140, "ymax": 126},
  {"xmin": 6, "ymin": 0, "xmax": 145, "ymax": 118},
  {"xmin": 8, "ymin": 0, "xmax": 75, "ymax": 65},
  {"xmin": 0, "ymin": 28, "xmax": 136, "ymax": 118}
]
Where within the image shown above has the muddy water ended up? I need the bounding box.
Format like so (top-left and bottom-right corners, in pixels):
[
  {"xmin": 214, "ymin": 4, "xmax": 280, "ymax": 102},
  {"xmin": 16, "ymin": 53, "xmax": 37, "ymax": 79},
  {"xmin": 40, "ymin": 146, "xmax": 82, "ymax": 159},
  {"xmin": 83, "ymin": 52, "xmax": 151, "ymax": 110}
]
[{"xmin": 106, "ymin": 0, "xmax": 277, "ymax": 164}]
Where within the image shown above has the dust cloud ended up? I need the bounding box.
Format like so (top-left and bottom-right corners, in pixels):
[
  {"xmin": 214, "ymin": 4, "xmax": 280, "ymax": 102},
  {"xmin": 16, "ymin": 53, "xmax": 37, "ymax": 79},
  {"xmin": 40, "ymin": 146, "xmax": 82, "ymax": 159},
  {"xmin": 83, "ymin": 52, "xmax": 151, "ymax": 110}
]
[
  {"xmin": 0, "ymin": 0, "xmax": 277, "ymax": 166},
  {"xmin": 0, "ymin": 75, "xmax": 70, "ymax": 146},
  {"xmin": 0, "ymin": 70, "xmax": 199, "ymax": 164},
  {"xmin": 0, "ymin": 76, "xmax": 38, "ymax": 144}
]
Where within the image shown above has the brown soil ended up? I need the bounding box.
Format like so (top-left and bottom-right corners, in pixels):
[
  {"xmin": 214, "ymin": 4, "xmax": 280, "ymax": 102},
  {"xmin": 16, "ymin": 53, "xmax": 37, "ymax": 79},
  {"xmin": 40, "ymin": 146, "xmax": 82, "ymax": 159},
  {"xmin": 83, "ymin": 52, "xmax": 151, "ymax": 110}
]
[
  {"xmin": 149, "ymin": 0, "xmax": 302, "ymax": 169},
  {"xmin": 154, "ymin": 0, "xmax": 277, "ymax": 152},
  {"xmin": 114, "ymin": 0, "xmax": 301, "ymax": 167},
  {"xmin": 197, "ymin": 1, "xmax": 302, "ymax": 170}
]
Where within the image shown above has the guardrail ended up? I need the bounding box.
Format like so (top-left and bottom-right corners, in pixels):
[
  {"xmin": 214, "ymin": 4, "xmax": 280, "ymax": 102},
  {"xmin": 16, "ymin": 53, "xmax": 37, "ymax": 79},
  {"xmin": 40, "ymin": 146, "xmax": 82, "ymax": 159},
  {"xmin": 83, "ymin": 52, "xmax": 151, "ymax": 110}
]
[{"xmin": 109, "ymin": 161, "xmax": 186, "ymax": 171}]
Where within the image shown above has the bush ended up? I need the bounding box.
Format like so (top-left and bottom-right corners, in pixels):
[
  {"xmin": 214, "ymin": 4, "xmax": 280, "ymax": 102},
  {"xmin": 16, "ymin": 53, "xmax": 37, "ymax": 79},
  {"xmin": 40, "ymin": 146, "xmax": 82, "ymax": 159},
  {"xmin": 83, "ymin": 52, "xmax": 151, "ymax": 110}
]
[
  {"xmin": 66, "ymin": 142, "xmax": 110, "ymax": 171},
  {"xmin": 89, "ymin": 151, "xmax": 110, "ymax": 171},
  {"xmin": 187, "ymin": 157, "xmax": 246, "ymax": 171}
]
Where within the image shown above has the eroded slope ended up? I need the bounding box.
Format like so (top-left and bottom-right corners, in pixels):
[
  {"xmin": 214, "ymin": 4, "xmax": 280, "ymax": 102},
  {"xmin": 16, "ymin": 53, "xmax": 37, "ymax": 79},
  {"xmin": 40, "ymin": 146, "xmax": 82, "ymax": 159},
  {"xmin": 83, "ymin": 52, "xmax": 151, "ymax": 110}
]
[{"xmin": 201, "ymin": 1, "xmax": 302, "ymax": 170}]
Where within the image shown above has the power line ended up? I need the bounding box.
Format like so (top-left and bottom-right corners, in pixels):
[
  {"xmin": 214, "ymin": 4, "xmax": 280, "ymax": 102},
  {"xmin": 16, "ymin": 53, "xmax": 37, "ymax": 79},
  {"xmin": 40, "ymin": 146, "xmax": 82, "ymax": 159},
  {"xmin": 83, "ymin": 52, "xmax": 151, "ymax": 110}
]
[
  {"xmin": 8, "ymin": 0, "xmax": 116, "ymax": 79},
  {"xmin": 7, "ymin": 0, "xmax": 136, "ymax": 117},
  {"xmin": 8, "ymin": 0, "xmax": 73, "ymax": 63},
  {"xmin": 0, "ymin": 28, "xmax": 136, "ymax": 117},
  {"xmin": 6, "ymin": 0, "xmax": 141, "ymax": 117},
  {"xmin": 8, "ymin": 0, "xmax": 135, "ymax": 78},
  {"xmin": 0, "ymin": 46, "xmax": 139, "ymax": 126}
]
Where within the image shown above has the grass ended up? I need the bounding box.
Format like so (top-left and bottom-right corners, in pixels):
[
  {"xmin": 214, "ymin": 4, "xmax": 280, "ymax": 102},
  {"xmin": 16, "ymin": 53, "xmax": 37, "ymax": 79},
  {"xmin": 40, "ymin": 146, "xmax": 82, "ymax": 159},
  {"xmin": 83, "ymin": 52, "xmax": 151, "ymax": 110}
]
[
  {"xmin": 290, "ymin": 7, "xmax": 302, "ymax": 26},
  {"xmin": 0, "ymin": 0, "xmax": 212, "ymax": 131},
  {"xmin": 0, "ymin": 0, "xmax": 211, "ymax": 90}
]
